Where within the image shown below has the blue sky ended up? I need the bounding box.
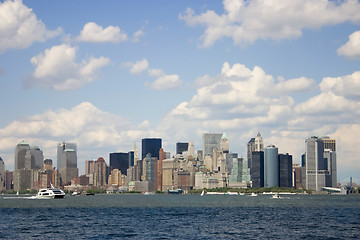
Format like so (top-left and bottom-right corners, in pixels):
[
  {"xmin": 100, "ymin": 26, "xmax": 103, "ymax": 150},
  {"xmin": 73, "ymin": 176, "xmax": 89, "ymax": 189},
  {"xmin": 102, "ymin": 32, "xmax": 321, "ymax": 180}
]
[{"xmin": 0, "ymin": 0, "xmax": 360, "ymax": 182}]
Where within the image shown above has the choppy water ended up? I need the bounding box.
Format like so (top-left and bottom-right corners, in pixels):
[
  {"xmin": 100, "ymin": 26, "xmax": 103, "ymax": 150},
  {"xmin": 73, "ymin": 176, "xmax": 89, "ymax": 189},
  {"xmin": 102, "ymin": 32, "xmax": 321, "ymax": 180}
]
[{"xmin": 0, "ymin": 194, "xmax": 359, "ymax": 239}]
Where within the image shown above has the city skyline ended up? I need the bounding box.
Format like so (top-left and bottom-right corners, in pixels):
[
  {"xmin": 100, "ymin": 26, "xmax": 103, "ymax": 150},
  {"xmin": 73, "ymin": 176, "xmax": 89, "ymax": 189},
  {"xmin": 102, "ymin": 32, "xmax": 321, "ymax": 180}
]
[{"xmin": 0, "ymin": 0, "xmax": 360, "ymax": 181}]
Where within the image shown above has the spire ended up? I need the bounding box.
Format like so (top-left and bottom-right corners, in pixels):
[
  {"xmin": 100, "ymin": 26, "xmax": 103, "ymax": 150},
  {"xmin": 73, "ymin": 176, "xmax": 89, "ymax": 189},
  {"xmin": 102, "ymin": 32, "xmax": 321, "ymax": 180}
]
[{"xmin": 221, "ymin": 132, "xmax": 228, "ymax": 140}]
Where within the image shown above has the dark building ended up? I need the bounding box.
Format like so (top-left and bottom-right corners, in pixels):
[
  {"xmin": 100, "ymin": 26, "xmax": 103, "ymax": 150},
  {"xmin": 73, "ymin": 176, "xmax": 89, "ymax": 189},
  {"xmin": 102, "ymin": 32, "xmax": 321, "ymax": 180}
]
[
  {"xmin": 251, "ymin": 151, "xmax": 264, "ymax": 188},
  {"xmin": 279, "ymin": 153, "xmax": 293, "ymax": 187},
  {"xmin": 142, "ymin": 138, "xmax": 162, "ymax": 160},
  {"xmin": 247, "ymin": 138, "xmax": 255, "ymax": 170},
  {"xmin": 110, "ymin": 152, "xmax": 133, "ymax": 175},
  {"xmin": 176, "ymin": 142, "xmax": 189, "ymax": 155}
]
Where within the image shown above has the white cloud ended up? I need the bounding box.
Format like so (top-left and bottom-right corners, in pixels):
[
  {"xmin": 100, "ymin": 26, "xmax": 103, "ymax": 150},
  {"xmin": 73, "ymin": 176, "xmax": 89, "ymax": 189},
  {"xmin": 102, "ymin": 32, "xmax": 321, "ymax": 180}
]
[
  {"xmin": 129, "ymin": 59, "xmax": 149, "ymax": 74},
  {"xmin": 0, "ymin": 0, "xmax": 62, "ymax": 53},
  {"xmin": 320, "ymin": 71, "xmax": 360, "ymax": 98},
  {"xmin": 28, "ymin": 44, "xmax": 110, "ymax": 90},
  {"xmin": 337, "ymin": 30, "xmax": 360, "ymax": 59},
  {"xmin": 76, "ymin": 22, "xmax": 127, "ymax": 43},
  {"xmin": 133, "ymin": 30, "xmax": 145, "ymax": 42},
  {"xmin": 150, "ymin": 74, "xmax": 182, "ymax": 90},
  {"xmin": 0, "ymin": 102, "xmax": 146, "ymax": 170},
  {"xmin": 126, "ymin": 59, "xmax": 182, "ymax": 90},
  {"xmin": 180, "ymin": 0, "xmax": 360, "ymax": 47}
]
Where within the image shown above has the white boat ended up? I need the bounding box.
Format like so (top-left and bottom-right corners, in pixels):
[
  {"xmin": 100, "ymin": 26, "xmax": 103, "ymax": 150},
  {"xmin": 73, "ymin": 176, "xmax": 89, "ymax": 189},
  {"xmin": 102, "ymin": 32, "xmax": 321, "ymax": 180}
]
[
  {"xmin": 272, "ymin": 193, "xmax": 281, "ymax": 199},
  {"xmin": 144, "ymin": 192, "xmax": 154, "ymax": 195},
  {"xmin": 72, "ymin": 191, "xmax": 81, "ymax": 196},
  {"xmin": 226, "ymin": 191, "xmax": 239, "ymax": 195},
  {"xmin": 31, "ymin": 184, "xmax": 65, "ymax": 199},
  {"xmin": 250, "ymin": 192, "xmax": 258, "ymax": 197},
  {"xmin": 201, "ymin": 190, "xmax": 205, "ymax": 196}
]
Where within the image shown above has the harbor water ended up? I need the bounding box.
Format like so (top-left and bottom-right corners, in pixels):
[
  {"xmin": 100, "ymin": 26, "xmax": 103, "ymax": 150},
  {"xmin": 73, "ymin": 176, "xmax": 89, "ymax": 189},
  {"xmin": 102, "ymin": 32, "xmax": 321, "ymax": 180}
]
[{"xmin": 0, "ymin": 194, "xmax": 359, "ymax": 239}]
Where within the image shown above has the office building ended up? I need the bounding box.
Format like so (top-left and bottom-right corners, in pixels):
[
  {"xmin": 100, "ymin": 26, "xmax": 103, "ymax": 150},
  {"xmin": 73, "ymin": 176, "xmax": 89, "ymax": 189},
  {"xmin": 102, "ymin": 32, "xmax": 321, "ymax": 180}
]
[
  {"xmin": 59, "ymin": 149, "xmax": 78, "ymax": 185},
  {"xmin": 202, "ymin": 133, "xmax": 222, "ymax": 157},
  {"xmin": 279, "ymin": 153, "xmax": 292, "ymax": 187},
  {"xmin": 94, "ymin": 157, "xmax": 108, "ymax": 188},
  {"xmin": 305, "ymin": 137, "xmax": 327, "ymax": 191},
  {"xmin": 110, "ymin": 152, "xmax": 134, "ymax": 175},
  {"xmin": 265, "ymin": 145, "xmax": 279, "ymax": 187},
  {"xmin": 176, "ymin": 142, "xmax": 189, "ymax": 155},
  {"xmin": 85, "ymin": 160, "xmax": 95, "ymax": 175},
  {"xmin": 142, "ymin": 138, "xmax": 162, "ymax": 160},
  {"xmin": 220, "ymin": 132, "xmax": 229, "ymax": 153},
  {"xmin": 247, "ymin": 138, "xmax": 255, "ymax": 168},
  {"xmin": 0, "ymin": 157, "xmax": 4, "ymax": 192},
  {"xmin": 321, "ymin": 137, "xmax": 336, "ymax": 187},
  {"xmin": 15, "ymin": 140, "xmax": 31, "ymax": 170},
  {"xmin": 57, "ymin": 142, "xmax": 77, "ymax": 169},
  {"xmin": 251, "ymin": 151, "xmax": 264, "ymax": 188}
]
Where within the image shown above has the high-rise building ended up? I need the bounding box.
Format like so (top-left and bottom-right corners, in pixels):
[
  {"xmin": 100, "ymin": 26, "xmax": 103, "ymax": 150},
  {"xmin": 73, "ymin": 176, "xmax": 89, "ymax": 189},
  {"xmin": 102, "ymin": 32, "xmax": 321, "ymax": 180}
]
[
  {"xmin": 321, "ymin": 137, "xmax": 336, "ymax": 187},
  {"xmin": 4, "ymin": 170, "xmax": 13, "ymax": 190},
  {"xmin": 94, "ymin": 157, "xmax": 108, "ymax": 188},
  {"xmin": 0, "ymin": 157, "xmax": 4, "ymax": 192},
  {"xmin": 305, "ymin": 137, "xmax": 328, "ymax": 191},
  {"xmin": 157, "ymin": 148, "xmax": 166, "ymax": 191},
  {"xmin": 251, "ymin": 151, "xmax": 264, "ymax": 188},
  {"xmin": 279, "ymin": 153, "xmax": 292, "ymax": 187},
  {"xmin": 57, "ymin": 142, "xmax": 77, "ymax": 169},
  {"xmin": 229, "ymin": 157, "xmax": 250, "ymax": 188},
  {"xmin": 176, "ymin": 142, "xmax": 189, "ymax": 155},
  {"xmin": 110, "ymin": 152, "xmax": 133, "ymax": 175},
  {"xmin": 247, "ymin": 138, "xmax": 255, "ymax": 169},
  {"xmin": 220, "ymin": 133, "xmax": 229, "ymax": 153},
  {"xmin": 202, "ymin": 133, "xmax": 222, "ymax": 157},
  {"xmin": 265, "ymin": 145, "xmax": 279, "ymax": 187},
  {"xmin": 142, "ymin": 138, "xmax": 162, "ymax": 160},
  {"xmin": 255, "ymin": 133, "xmax": 264, "ymax": 152},
  {"xmin": 85, "ymin": 160, "xmax": 95, "ymax": 175},
  {"xmin": 15, "ymin": 140, "xmax": 31, "ymax": 170},
  {"xmin": 59, "ymin": 149, "xmax": 78, "ymax": 185},
  {"xmin": 30, "ymin": 146, "xmax": 44, "ymax": 170}
]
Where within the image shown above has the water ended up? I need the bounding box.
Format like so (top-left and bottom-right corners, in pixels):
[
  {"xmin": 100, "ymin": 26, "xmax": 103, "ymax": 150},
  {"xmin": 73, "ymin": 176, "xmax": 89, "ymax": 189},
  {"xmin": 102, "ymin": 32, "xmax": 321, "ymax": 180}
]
[{"xmin": 0, "ymin": 194, "xmax": 359, "ymax": 239}]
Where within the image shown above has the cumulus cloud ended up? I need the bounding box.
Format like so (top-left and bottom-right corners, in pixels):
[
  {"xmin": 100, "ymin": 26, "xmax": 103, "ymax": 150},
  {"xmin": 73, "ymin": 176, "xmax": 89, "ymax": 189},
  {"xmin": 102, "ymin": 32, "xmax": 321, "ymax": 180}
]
[
  {"xmin": 0, "ymin": 0, "xmax": 62, "ymax": 53},
  {"xmin": 125, "ymin": 59, "xmax": 182, "ymax": 90},
  {"xmin": 337, "ymin": 31, "xmax": 360, "ymax": 59},
  {"xmin": 76, "ymin": 22, "xmax": 127, "ymax": 43},
  {"xmin": 28, "ymin": 44, "xmax": 110, "ymax": 90},
  {"xmin": 129, "ymin": 59, "xmax": 149, "ymax": 74},
  {"xmin": 0, "ymin": 102, "xmax": 152, "ymax": 170},
  {"xmin": 180, "ymin": 0, "xmax": 360, "ymax": 47},
  {"xmin": 320, "ymin": 71, "xmax": 360, "ymax": 98}
]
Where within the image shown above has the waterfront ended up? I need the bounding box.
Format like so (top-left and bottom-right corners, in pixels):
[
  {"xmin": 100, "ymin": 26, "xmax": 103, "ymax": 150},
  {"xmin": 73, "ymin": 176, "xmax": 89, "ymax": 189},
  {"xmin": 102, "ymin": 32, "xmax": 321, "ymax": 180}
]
[{"xmin": 0, "ymin": 194, "xmax": 359, "ymax": 239}]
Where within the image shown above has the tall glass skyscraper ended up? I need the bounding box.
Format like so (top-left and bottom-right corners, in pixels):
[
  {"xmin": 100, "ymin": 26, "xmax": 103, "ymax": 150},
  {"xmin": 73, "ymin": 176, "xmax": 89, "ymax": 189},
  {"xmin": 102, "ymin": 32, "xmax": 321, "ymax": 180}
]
[
  {"xmin": 202, "ymin": 133, "xmax": 222, "ymax": 157},
  {"xmin": 265, "ymin": 145, "xmax": 279, "ymax": 187},
  {"xmin": 141, "ymin": 138, "xmax": 162, "ymax": 160},
  {"xmin": 57, "ymin": 142, "xmax": 77, "ymax": 169}
]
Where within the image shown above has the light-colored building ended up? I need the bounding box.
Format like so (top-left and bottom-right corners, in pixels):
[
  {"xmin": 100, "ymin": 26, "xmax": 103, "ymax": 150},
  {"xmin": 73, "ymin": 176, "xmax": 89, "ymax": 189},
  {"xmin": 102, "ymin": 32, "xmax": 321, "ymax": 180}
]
[
  {"xmin": 108, "ymin": 168, "xmax": 122, "ymax": 186},
  {"xmin": 59, "ymin": 149, "xmax": 78, "ymax": 185},
  {"xmin": 57, "ymin": 142, "xmax": 77, "ymax": 169},
  {"xmin": 94, "ymin": 157, "xmax": 108, "ymax": 188},
  {"xmin": 202, "ymin": 133, "xmax": 222, "ymax": 157}
]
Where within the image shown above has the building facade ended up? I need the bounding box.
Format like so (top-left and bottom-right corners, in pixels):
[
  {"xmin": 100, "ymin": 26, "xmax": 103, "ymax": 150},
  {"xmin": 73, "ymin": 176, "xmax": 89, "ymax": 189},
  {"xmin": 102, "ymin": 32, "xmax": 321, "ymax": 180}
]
[
  {"xmin": 265, "ymin": 145, "xmax": 279, "ymax": 187},
  {"xmin": 142, "ymin": 138, "xmax": 162, "ymax": 160}
]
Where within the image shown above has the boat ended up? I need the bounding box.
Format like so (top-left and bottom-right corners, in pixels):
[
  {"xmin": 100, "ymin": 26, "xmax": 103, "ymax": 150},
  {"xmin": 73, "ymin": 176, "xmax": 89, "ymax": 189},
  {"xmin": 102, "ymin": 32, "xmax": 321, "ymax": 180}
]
[
  {"xmin": 226, "ymin": 191, "xmax": 238, "ymax": 195},
  {"xmin": 31, "ymin": 184, "xmax": 65, "ymax": 199},
  {"xmin": 272, "ymin": 193, "xmax": 281, "ymax": 199},
  {"xmin": 250, "ymin": 192, "xmax": 258, "ymax": 197},
  {"xmin": 201, "ymin": 190, "xmax": 205, "ymax": 196},
  {"xmin": 206, "ymin": 192, "xmax": 226, "ymax": 195},
  {"xmin": 72, "ymin": 191, "xmax": 81, "ymax": 196},
  {"xmin": 167, "ymin": 188, "xmax": 183, "ymax": 194},
  {"xmin": 144, "ymin": 192, "xmax": 154, "ymax": 195}
]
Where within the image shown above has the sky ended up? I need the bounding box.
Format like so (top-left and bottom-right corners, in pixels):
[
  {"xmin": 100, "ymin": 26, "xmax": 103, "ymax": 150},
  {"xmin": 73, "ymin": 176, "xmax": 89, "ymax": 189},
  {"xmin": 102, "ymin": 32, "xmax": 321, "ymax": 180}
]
[{"xmin": 0, "ymin": 0, "xmax": 359, "ymax": 182}]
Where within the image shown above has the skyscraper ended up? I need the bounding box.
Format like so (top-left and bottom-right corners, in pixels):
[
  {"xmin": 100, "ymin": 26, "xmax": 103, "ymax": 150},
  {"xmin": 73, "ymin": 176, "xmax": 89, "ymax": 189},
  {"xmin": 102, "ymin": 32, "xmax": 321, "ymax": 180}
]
[
  {"xmin": 57, "ymin": 142, "xmax": 77, "ymax": 169},
  {"xmin": 94, "ymin": 157, "xmax": 107, "ymax": 187},
  {"xmin": 305, "ymin": 137, "xmax": 327, "ymax": 191},
  {"xmin": 142, "ymin": 138, "xmax": 162, "ymax": 160},
  {"xmin": 251, "ymin": 151, "xmax": 264, "ymax": 188},
  {"xmin": 321, "ymin": 137, "xmax": 337, "ymax": 187},
  {"xmin": 176, "ymin": 142, "xmax": 189, "ymax": 155},
  {"xmin": 15, "ymin": 140, "xmax": 31, "ymax": 170},
  {"xmin": 59, "ymin": 149, "xmax": 78, "ymax": 184},
  {"xmin": 109, "ymin": 152, "xmax": 134, "ymax": 175},
  {"xmin": 279, "ymin": 153, "xmax": 292, "ymax": 187},
  {"xmin": 0, "ymin": 157, "xmax": 4, "ymax": 192},
  {"xmin": 265, "ymin": 145, "xmax": 279, "ymax": 187},
  {"xmin": 247, "ymin": 138, "xmax": 255, "ymax": 168},
  {"xmin": 202, "ymin": 133, "xmax": 222, "ymax": 157}
]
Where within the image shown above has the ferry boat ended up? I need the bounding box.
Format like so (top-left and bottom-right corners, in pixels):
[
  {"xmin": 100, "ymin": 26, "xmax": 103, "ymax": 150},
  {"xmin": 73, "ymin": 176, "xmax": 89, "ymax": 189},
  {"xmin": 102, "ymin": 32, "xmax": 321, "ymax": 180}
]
[
  {"xmin": 272, "ymin": 193, "xmax": 281, "ymax": 199},
  {"xmin": 167, "ymin": 188, "xmax": 183, "ymax": 194},
  {"xmin": 31, "ymin": 184, "xmax": 65, "ymax": 199}
]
